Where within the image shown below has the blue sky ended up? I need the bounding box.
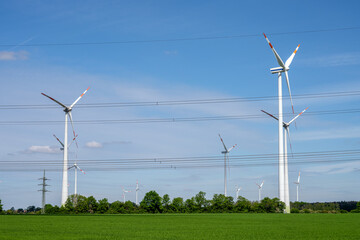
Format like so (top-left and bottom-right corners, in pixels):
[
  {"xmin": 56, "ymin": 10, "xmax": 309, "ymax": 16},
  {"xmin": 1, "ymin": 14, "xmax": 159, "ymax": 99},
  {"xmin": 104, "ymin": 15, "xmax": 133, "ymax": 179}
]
[{"xmin": 0, "ymin": 0, "xmax": 360, "ymax": 209}]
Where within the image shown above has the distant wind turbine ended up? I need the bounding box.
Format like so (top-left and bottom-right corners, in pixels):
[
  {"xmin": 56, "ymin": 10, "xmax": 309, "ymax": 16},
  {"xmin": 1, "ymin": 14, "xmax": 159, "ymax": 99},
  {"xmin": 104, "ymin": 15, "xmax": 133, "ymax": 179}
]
[
  {"xmin": 218, "ymin": 134, "xmax": 237, "ymax": 197},
  {"xmin": 256, "ymin": 181, "xmax": 264, "ymax": 202},
  {"xmin": 294, "ymin": 171, "xmax": 301, "ymax": 202},
  {"xmin": 122, "ymin": 188, "xmax": 130, "ymax": 203},
  {"xmin": 235, "ymin": 185, "xmax": 242, "ymax": 200},
  {"xmin": 42, "ymin": 87, "xmax": 90, "ymax": 205}
]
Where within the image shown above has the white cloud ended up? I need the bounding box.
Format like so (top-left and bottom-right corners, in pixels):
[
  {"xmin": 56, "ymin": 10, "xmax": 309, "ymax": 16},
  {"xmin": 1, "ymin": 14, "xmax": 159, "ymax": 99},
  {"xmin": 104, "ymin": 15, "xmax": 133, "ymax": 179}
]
[
  {"xmin": 303, "ymin": 52, "xmax": 360, "ymax": 67},
  {"xmin": 164, "ymin": 50, "xmax": 178, "ymax": 55},
  {"xmin": 0, "ymin": 51, "xmax": 29, "ymax": 61},
  {"xmin": 85, "ymin": 141, "xmax": 103, "ymax": 148},
  {"xmin": 23, "ymin": 145, "xmax": 61, "ymax": 154}
]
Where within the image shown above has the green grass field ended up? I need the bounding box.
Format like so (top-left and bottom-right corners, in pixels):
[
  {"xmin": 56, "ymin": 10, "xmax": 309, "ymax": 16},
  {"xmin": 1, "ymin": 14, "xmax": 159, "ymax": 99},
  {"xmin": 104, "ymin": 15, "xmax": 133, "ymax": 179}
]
[{"xmin": 1, "ymin": 214, "xmax": 359, "ymax": 239}]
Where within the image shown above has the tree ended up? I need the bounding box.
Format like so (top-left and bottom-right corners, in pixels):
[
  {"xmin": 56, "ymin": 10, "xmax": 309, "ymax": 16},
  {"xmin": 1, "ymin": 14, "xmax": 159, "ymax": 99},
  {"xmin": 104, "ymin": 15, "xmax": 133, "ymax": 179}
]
[
  {"xmin": 75, "ymin": 195, "xmax": 89, "ymax": 213},
  {"xmin": 185, "ymin": 197, "xmax": 196, "ymax": 213},
  {"xmin": 162, "ymin": 194, "xmax": 171, "ymax": 213},
  {"xmin": 108, "ymin": 201, "xmax": 124, "ymax": 214},
  {"xmin": 195, "ymin": 191, "xmax": 209, "ymax": 212},
  {"xmin": 259, "ymin": 197, "xmax": 285, "ymax": 213},
  {"xmin": 211, "ymin": 194, "xmax": 234, "ymax": 213},
  {"xmin": 87, "ymin": 196, "xmax": 98, "ymax": 213},
  {"xmin": 27, "ymin": 206, "xmax": 36, "ymax": 212},
  {"xmin": 97, "ymin": 198, "xmax": 109, "ymax": 213},
  {"xmin": 170, "ymin": 197, "xmax": 184, "ymax": 213},
  {"xmin": 234, "ymin": 196, "xmax": 252, "ymax": 213},
  {"xmin": 140, "ymin": 190, "xmax": 162, "ymax": 213},
  {"xmin": 0, "ymin": 199, "xmax": 2, "ymax": 212}
]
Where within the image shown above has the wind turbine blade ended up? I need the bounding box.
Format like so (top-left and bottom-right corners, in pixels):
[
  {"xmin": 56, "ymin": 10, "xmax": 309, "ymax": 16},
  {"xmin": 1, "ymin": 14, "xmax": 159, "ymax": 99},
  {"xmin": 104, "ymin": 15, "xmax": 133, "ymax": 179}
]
[
  {"xmin": 284, "ymin": 71, "xmax": 295, "ymax": 115},
  {"xmin": 41, "ymin": 93, "xmax": 67, "ymax": 109},
  {"xmin": 67, "ymin": 165, "xmax": 75, "ymax": 170},
  {"xmin": 263, "ymin": 33, "xmax": 285, "ymax": 68},
  {"xmin": 285, "ymin": 44, "xmax": 300, "ymax": 67},
  {"xmin": 227, "ymin": 144, "xmax": 237, "ymax": 152},
  {"xmin": 76, "ymin": 165, "xmax": 86, "ymax": 174},
  {"xmin": 68, "ymin": 112, "xmax": 78, "ymax": 148},
  {"xmin": 298, "ymin": 171, "xmax": 301, "ymax": 183},
  {"xmin": 53, "ymin": 134, "xmax": 64, "ymax": 147},
  {"xmin": 261, "ymin": 110, "xmax": 279, "ymax": 121},
  {"xmin": 286, "ymin": 128, "xmax": 294, "ymax": 158},
  {"xmin": 68, "ymin": 134, "xmax": 79, "ymax": 148},
  {"xmin": 288, "ymin": 107, "xmax": 309, "ymax": 125},
  {"xmin": 260, "ymin": 181, "xmax": 264, "ymax": 188},
  {"xmin": 218, "ymin": 134, "xmax": 228, "ymax": 152},
  {"xmin": 256, "ymin": 183, "xmax": 260, "ymax": 188},
  {"xmin": 70, "ymin": 87, "xmax": 90, "ymax": 109}
]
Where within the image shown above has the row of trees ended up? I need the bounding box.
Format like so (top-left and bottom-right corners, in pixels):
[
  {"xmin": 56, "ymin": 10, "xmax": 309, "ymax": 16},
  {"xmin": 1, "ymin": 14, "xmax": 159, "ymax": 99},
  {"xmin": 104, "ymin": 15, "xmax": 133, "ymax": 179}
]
[{"xmin": 2, "ymin": 192, "xmax": 359, "ymax": 214}]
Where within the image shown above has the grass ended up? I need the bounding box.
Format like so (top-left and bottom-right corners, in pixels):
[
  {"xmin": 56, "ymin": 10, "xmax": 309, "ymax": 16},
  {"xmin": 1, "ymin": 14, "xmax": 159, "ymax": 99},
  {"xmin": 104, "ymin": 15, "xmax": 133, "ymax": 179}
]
[{"xmin": 0, "ymin": 214, "xmax": 359, "ymax": 239}]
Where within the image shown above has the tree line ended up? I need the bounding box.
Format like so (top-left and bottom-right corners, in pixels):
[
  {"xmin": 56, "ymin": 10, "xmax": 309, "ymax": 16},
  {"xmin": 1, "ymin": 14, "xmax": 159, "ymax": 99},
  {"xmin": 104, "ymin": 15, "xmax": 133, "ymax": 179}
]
[{"xmin": 1, "ymin": 192, "xmax": 359, "ymax": 214}]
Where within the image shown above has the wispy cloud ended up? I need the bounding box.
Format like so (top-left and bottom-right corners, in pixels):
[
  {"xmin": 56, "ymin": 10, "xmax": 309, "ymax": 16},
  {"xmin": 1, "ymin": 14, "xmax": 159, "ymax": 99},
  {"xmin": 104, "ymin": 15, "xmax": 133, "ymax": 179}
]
[
  {"xmin": 0, "ymin": 51, "xmax": 29, "ymax": 61},
  {"xmin": 164, "ymin": 50, "xmax": 178, "ymax": 55},
  {"xmin": 303, "ymin": 52, "xmax": 360, "ymax": 67},
  {"xmin": 296, "ymin": 126, "xmax": 360, "ymax": 141},
  {"xmin": 22, "ymin": 145, "xmax": 61, "ymax": 154},
  {"xmin": 85, "ymin": 141, "xmax": 103, "ymax": 148},
  {"xmin": 304, "ymin": 161, "xmax": 360, "ymax": 174}
]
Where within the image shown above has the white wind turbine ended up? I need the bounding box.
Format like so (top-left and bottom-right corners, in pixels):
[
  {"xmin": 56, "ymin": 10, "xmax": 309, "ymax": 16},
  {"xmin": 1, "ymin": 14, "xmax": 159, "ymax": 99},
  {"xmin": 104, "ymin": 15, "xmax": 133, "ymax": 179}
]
[
  {"xmin": 68, "ymin": 163, "xmax": 85, "ymax": 197},
  {"xmin": 218, "ymin": 134, "xmax": 237, "ymax": 197},
  {"xmin": 122, "ymin": 187, "xmax": 131, "ymax": 203},
  {"xmin": 135, "ymin": 180, "xmax": 140, "ymax": 206},
  {"xmin": 263, "ymin": 33, "xmax": 300, "ymax": 213},
  {"xmin": 256, "ymin": 181, "xmax": 264, "ymax": 202},
  {"xmin": 235, "ymin": 185, "xmax": 242, "ymax": 201},
  {"xmin": 42, "ymin": 87, "xmax": 90, "ymax": 205},
  {"xmin": 261, "ymin": 107, "xmax": 308, "ymax": 210},
  {"xmin": 294, "ymin": 171, "xmax": 301, "ymax": 202}
]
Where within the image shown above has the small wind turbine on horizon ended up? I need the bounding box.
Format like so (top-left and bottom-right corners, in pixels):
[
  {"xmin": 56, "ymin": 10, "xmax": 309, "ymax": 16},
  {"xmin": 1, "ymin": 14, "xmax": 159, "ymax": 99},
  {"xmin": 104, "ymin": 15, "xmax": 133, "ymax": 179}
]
[
  {"xmin": 122, "ymin": 187, "xmax": 131, "ymax": 203},
  {"xmin": 68, "ymin": 163, "xmax": 85, "ymax": 197},
  {"xmin": 261, "ymin": 107, "xmax": 308, "ymax": 208},
  {"xmin": 256, "ymin": 181, "xmax": 264, "ymax": 202},
  {"xmin": 294, "ymin": 171, "xmax": 301, "ymax": 202},
  {"xmin": 218, "ymin": 134, "xmax": 237, "ymax": 197},
  {"xmin": 42, "ymin": 87, "xmax": 90, "ymax": 206},
  {"xmin": 235, "ymin": 185, "xmax": 242, "ymax": 201},
  {"xmin": 135, "ymin": 180, "xmax": 140, "ymax": 206},
  {"xmin": 263, "ymin": 33, "xmax": 300, "ymax": 213}
]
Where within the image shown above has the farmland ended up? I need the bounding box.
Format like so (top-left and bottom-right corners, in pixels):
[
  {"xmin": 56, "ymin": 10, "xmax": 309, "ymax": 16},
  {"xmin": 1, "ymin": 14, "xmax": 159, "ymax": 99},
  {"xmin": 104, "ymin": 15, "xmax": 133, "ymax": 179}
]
[{"xmin": 0, "ymin": 214, "xmax": 359, "ymax": 239}]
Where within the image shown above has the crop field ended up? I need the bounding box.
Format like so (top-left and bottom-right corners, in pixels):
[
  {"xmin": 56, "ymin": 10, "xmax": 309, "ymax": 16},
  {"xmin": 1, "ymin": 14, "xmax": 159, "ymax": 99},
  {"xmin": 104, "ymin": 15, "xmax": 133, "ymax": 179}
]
[{"xmin": 0, "ymin": 214, "xmax": 359, "ymax": 240}]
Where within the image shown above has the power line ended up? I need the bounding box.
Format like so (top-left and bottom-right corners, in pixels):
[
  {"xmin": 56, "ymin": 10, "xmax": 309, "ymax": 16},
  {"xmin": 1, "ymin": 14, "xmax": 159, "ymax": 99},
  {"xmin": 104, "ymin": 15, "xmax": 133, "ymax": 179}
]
[
  {"xmin": 0, "ymin": 108, "xmax": 358, "ymax": 125},
  {"xmin": 1, "ymin": 90, "xmax": 360, "ymax": 110},
  {"xmin": 1, "ymin": 149, "xmax": 359, "ymax": 171},
  {"xmin": 0, "ymin": 27, "xmax": 359, "ymax": 47}
]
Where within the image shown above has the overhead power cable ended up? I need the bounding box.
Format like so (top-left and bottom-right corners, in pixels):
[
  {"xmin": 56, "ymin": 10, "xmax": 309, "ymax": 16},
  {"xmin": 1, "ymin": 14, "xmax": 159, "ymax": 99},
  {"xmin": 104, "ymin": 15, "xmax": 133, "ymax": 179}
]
[
  {"xmin": 0, "ymin": 90, "xmax": 359, "ymax": 110},
  {"xmin": 1, "ymin": 149, "xmax": 359, "ymax": 172},
  {"xmin": 0, "ymin": 108, "xmax": 358, "ymax": 125},
  {"xmin": 0, "ymin": 27, "xmax": 359, "ymax": 47}
]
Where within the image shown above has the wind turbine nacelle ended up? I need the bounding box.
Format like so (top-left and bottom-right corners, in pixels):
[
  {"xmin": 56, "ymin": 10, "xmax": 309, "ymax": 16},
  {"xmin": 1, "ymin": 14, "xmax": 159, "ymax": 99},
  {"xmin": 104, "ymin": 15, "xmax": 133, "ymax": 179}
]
[{"xmin": 270, "ymin": 67, "xmax": 288, "ymax": 74}]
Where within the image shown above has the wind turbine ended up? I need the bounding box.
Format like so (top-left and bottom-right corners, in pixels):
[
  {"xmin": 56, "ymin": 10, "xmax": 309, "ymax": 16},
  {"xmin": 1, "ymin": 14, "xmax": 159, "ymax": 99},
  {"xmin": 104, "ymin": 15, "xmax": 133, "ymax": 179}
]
[
  {"xmin": 122, "ymin": 188, "xmax": 130, "ymax": 203},
  {"xmin": 68, "ymin": 163, "xmax": 85, "ymax": 197},
  {"xmin": 294, "ymin": 171, "xmax": 301, "ymax": 202},
  {"xmin": 135, "ymin": 180, "xmax": 140, "ymax": 206},
  {"xmin": 235, "ymin": 185, "xmax": 242, "ymax": 200},
  {"xmin": 53, "ymin": 134, "xmax": 78, "ymax": 151},
  {"xmin": 42, "ymin": 87, "xmax": 90, "ymax": 205},
  {"xmin": 218, "ymin": 134, "xmax": 237, "ymax": 196},
  {"xmin": 263, "ymin": 33, "xmax": 300, "ymax": 213},
  {"xmin": 256, "ymin": 181, "xmax": 264, "ymax": 202},
  {"xmin": 261, "ymin": 107, "xmax": 308, "ymax": 211}
]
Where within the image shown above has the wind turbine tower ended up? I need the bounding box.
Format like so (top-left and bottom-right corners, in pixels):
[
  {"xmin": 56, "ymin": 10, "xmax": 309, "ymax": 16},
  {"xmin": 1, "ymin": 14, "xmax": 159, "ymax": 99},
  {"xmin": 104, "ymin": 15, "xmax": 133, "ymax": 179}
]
[
  {"xmin": 218, "ymin": 134, "xmax": 237, "ymax": 196},
  {"xmin": 294, "ymin": 171, "xmax": 301, "ymax": 202},
  {"xmin": 68, "ymin": 163, "xmax": 85, "ymax": 197},
  {"xmin": 263, "ymin": 33, "xmax": 300, "ymax": 213},
  {"xmin": 122, "ymin": 188, "xmax": 130, "ymax": 203},
  {"xmin": 42, "ymin": 87, "xmax": 90, "ymax": 205}
]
